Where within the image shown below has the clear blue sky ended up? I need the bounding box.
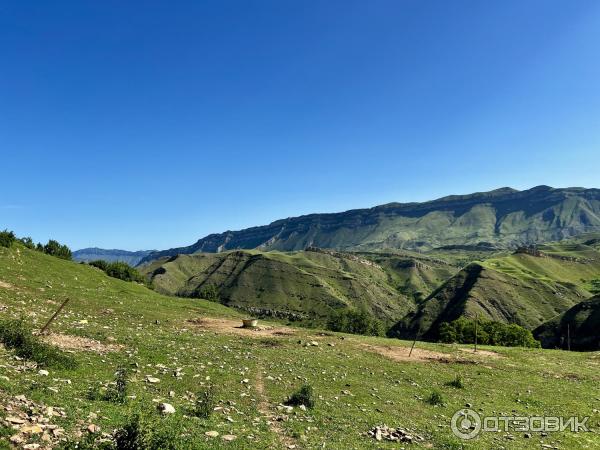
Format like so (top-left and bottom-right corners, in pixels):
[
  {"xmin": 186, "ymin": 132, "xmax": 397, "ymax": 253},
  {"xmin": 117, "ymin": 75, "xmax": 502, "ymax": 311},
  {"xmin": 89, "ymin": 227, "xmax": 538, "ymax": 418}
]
[{"xmin": 1, "ymin": 1, "xmax": 599, "ymax": 250}]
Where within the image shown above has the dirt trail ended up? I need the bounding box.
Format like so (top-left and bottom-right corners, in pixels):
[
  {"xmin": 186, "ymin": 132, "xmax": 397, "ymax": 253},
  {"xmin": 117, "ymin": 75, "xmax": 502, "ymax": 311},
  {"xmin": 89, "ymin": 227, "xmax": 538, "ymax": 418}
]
[
  {"xmin": 361, "ymin": 343, "xmax": 501, "ymax": 363},
  {"xmin": 255, "ymin": 366, "xmax": 299, "ymax": 449},
  {"xmin": 187, "ymin": 317, "xmax": 298, "ymax": 338}
]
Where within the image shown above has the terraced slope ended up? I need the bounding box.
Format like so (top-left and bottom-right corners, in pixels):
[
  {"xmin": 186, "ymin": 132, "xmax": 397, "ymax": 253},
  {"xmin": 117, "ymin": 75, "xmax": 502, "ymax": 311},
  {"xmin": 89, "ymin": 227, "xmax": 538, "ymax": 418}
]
[
  {"xmin": 391, "ymin": 241, "xmax": 600, "ymax": 339},
  {"xmin": 534, "ymin": 295, "xmax": 600, "ymax": 350},
  {"xmin": 141, "ymin": 249, "xmax": 457, "ymax": 324},
  {"xmin": 140, "ymin": 186, "xmax": 600, "ymax": 263}
]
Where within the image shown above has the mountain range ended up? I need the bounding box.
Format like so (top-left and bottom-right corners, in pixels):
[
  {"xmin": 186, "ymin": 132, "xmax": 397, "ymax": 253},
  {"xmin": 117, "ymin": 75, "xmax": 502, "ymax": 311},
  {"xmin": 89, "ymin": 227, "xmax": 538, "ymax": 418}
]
[
  {"xmin": 137, "ymin": 185, "xmax": 600, "ymax": 265},
  {"xmin": 72, "ymin": 248, "xmax": 154, "ymax": 266}
]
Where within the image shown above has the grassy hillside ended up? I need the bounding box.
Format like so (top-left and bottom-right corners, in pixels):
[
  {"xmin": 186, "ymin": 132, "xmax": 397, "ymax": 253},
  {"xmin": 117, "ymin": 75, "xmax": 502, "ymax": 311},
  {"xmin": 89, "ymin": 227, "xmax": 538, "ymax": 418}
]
[
  {"xmin": 1, "ymin": 244, "xmax": 600, "ymax": 449},
  {"xmin": 140, "ymin": 186, "xmax": 600, "ymax": 263},
  {"xmin": 141, "ymin": 248, "xmax": 458, "ymax": 325},
  {"xmin": 534, "ymin": 296, "xmax": 600, "ymax": 350},
  {"xmin": 392, "ymin": 241, "xmax": 600, "ymax": 339}
]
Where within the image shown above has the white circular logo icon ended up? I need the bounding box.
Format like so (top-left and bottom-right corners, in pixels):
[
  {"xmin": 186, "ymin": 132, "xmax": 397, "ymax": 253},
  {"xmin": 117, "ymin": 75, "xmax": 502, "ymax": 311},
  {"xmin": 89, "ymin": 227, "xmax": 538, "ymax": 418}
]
[{"xmin": 451, "ymin": 409, "xmax": 482, "ymax": 440}]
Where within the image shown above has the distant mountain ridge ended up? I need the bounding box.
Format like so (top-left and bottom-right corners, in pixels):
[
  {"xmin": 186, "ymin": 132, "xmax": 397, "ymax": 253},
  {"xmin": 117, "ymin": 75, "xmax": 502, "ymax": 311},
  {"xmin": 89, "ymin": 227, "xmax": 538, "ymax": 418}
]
[
  {"xmin": 140, "ymin": 186, "xmax": 600, "ymax": 264},
  {"xmin": 73, "ymin": 248, "xmax": 154, "ymax": 266}
]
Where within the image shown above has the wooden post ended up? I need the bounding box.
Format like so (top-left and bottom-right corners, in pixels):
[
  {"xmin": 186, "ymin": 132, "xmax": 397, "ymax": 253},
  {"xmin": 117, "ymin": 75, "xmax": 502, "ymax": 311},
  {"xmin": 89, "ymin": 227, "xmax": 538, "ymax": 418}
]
[
  {"xmin": 40, "ymin": 298, "xmax": 70, "ymax": 335},
  {"xmin": 409, "ymin": 324, "xmax": 421, "ymax": 357},
  {"xmin": 474, "ymin": 313, "xmax": 478, "ymax": 353}
]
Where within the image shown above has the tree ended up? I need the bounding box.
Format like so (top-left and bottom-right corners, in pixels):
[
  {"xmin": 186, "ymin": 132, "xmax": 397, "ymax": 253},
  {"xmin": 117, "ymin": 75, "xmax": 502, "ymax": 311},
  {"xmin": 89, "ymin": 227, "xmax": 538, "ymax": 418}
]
[
  {"xmin": 327, "ymin": 309, "xmax": 385, "ymax": 336},
  {"xmin": 437, "ymin": 318, "xmax": 540, "ymax": 348},
  {"xmin": 19, "ymin": 236, "xmax": 35, "ymax": 249},
  {"xmin": 0, "ymin": 230, "xmax": 16, "ymax": 248},
  {"xmin": 43, "ymin": 240, "xmax": 72, "ymax": 260}
]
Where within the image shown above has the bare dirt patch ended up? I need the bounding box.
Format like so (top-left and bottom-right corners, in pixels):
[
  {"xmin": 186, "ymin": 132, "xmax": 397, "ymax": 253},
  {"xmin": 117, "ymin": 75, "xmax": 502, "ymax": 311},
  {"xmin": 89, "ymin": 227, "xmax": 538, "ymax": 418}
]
[
  {"xmin": 458, "ymin": 348, "xmax": 502, "ymax": 358},
  {"xmin": 187, "ymin": 317, "xmax": 298, "ymax": 339},
  {"xmin": 43, "ymin": 333, "xmax": 122, "ymax": 354},
  {"xmin": 361, "ymin": 343, "xmax": 500, "ymax": 364},
  {"xmin": 0, "ymin": 280, "xmax": 16, "ymax": 290}
]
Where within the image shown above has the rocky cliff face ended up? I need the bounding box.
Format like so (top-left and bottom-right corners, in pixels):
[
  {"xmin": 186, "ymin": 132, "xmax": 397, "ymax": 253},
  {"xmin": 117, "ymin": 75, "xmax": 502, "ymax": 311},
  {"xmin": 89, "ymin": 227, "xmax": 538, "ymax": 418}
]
[
  {"xmin": 140, "ymin": 186, "xmax": 600, "ymax": 264},
  {"xmin": 73, "ymin": 248, "xmax": 154, "ymax": 266}
]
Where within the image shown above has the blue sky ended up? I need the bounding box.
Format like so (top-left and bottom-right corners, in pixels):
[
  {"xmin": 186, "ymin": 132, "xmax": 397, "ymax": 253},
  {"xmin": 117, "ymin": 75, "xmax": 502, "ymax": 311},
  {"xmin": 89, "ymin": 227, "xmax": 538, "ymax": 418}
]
[{"xmin": 1, "ymin": 1, "xmax": 599, "ymax": 250}]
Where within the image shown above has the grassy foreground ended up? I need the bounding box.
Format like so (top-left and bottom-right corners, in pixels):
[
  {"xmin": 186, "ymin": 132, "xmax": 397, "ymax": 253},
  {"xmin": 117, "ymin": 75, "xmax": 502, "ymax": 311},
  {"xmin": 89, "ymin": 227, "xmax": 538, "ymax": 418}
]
[{"xmin": 1, "ymin": 246, "xmax": 599, "ymax": 449}]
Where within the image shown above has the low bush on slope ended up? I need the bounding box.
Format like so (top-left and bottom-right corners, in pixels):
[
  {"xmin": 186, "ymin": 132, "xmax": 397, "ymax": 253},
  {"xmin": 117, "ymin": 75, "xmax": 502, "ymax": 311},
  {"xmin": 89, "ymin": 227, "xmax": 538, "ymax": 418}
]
[{"xmin": 439, "ymin": 317, "xmax": 540, "ymax": 348}]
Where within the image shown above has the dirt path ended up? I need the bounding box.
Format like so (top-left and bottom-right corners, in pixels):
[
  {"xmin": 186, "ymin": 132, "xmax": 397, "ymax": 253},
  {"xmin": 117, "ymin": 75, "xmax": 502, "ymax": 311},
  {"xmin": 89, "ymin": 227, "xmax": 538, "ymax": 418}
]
[
  {"xmin": 360, "ymin": 343, "xmax": 501, "ymax": 363},
  {"xmin": 187, "ymin": 317, "xmax": 298, "ymax": 338},
  {"xmin": 255, "ymin": 365, "xmax": 299, "ymax": 449}
]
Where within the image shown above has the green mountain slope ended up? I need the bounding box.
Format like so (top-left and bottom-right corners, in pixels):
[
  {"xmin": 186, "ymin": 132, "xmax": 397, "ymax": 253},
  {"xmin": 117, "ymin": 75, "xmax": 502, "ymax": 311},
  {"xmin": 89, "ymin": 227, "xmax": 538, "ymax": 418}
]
[
  {"xmin": 141, "ymin": 248, "xmax": 457, "ymax": 324},
  {"xmin": 391, "ymin": 241, "xmax": 600, "ymax": 339},
  {"xmin": 534, "ymin": 295, "xmax": 600, "ymax": 350},
  {"xmin": 2, "ymin": 239, "xmax": 600, "ymax": 449},
  {"xmin": 140, "ymin": 186, "xmax": 600, "ymax": 264}
]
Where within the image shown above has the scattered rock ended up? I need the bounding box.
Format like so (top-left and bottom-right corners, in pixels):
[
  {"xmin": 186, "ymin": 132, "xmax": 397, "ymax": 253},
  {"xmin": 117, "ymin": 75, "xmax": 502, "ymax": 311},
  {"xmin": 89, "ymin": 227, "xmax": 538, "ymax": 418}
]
[
  {"xmin": 366, "ymin": 425, "xmax": 424, "ymax": 443},
  {"xmin": 222, "ymin": 434, "xmax": 237, "ymax": 442},
  {"xmin": 205, "ymin": 431, "xmax": 219, "ymax": 438},
  {"xmin": 145, "ymin": 376, "xmax": 160, "ymax": 384},
  {"xmin": 157, "ymin": 403, "xmax": 176, "ymax": 414}
]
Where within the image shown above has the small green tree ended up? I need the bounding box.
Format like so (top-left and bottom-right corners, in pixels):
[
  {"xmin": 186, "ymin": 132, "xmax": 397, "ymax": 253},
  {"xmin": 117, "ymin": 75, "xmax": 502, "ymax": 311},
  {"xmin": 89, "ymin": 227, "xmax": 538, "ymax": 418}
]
[
  {"xmin": 327, "ymin": 310, "xmax": 385, "ymax": 336},
  {"xmin": 198, "ymin": 284, "xmax": 219, "ymax": 301},
  {"xmin": 19, "ymin": 236, "xmax": 35, "ymax": 249},
  {"xmin": 43, "ymin": 239, "xmax": 72, "ymax": 260},
  {"xmin": 0, "ymin": 230, "xmax": 16, "ymax": 248}
]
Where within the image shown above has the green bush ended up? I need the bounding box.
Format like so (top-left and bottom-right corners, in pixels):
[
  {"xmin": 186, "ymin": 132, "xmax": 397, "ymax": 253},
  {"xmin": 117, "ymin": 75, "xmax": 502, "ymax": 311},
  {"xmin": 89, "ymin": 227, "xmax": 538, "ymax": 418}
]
[
  {"xmin": 0, "ymin": 318, "xmax": 76, "ymax": 368},
  {"xmin": 192, "ymin": 385, "xmax": 216, "ymax": 418},
  {"xmin": 114, "ymin": 412, "xmax": 180, "ymax": 450},
  {"xmin": 0, "ymin": 230, "xmax": 16, "ymax": 248},
  {"xmin": 197, "ymin": 284, "xmax": 219, "ymax": 302},
  {"xmin": 89, "ymin": 260, "xmax": 145, "ymax": 284},
  {"xmin": 445, "ymin": 375, "xmax": 464, "ymax": 389},
  {"xmin": 19, "ymin": 236, "xmax": 35, "ymax": 249},
  {"xmin": 43, "ymin": 239, "xmax": 72, "ymax": 260},
  {"xmin": 426, "ymin": 389, "xmax": 444, "ymax": 406},
  {"xmin": 104, "ymin": 367, "xmax": 128, "ymax": 403},
  {"xmin": 438, "ymin": 317, "xmax": 540, "ymax": 348},
  {"xmin": 327, "ymin": 310, "xmax": 385, "ymax": 336},
  {"xmin": 286, "ymin": 384, "xmax": 315, "ymax": 409}
]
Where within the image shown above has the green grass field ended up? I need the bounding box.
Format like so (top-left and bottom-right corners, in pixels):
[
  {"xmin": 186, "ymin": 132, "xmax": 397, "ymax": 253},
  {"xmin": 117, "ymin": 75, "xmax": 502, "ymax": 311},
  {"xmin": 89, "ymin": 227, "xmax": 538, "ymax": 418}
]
[{"xmin": 1, "ymin": 245, "xmax": 599, "ymax": 449}]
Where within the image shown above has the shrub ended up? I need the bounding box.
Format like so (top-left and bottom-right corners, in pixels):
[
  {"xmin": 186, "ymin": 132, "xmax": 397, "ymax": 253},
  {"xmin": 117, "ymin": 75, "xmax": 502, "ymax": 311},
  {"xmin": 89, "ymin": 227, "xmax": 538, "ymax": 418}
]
[
  {"xmin": 19, "ymin": 236, "xmax": 35, "ymax": 249},
  {"xmin": 105, "ymin": 367, "xmax": 128, "ymax": 403},
  {"xmin": 286, "ymin": 384, "xmax": 315, "ymax": 409},
  {"xmin": 0, "ymin": 230, "xmax": 16, "ymax": 248},
  {"xmin": 43, "ymin": 239, "xmax": 72, "ymax": 260},
  {"xmin": 0, "ymin": 318, "xmax": 76, "ymax": 368},
  {"xmin": 114, "ymin": 412, "xmax": 180, "ymax": 450},
  {"xmin": 192, "ymin": 385, "xmax": 216, "ymax": 419},
  {"xmin": 89, "ymin": 260, "xmax": 145, "ymax": 284},
  {"xmin": 327, "ymin": 310, "xmax": 385, "ymax": 336},
  {"xmin": 438, "ymin": 317, "xmax": 540, "ymax": 348},
  {"xmin": 445, "ymin": 375, "xmax": 464, "ymax": 389},
  {"xmin": 426, "ymin": 389, "xmax": 444, "ymax": 406},
  {"xmin": 197, "ymin": 284, "xmax": 219, "ymax": 302}
]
